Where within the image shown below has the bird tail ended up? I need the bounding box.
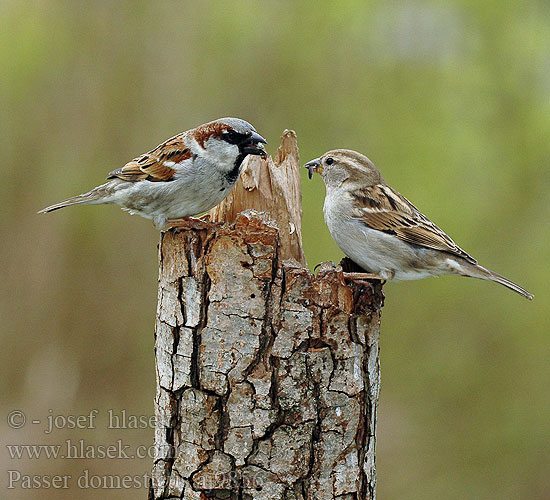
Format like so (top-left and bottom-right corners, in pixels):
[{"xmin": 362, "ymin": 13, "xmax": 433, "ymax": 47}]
[
  {"xmin": 467, "ymin": 263, "xmax": 533, "ymax": 300},
  {"xmin": 38, "ymin": 182, "xmax": 116, "ymax": 214}
]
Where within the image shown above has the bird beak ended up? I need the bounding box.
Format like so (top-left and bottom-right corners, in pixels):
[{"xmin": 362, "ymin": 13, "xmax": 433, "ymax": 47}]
[
  {"xmin": 305, "ymin": 158, "xmax": 322, "ymax": 179},
  {"xmin": 241, "ymin": 132, "xmax": 268, "ymax": 157}
]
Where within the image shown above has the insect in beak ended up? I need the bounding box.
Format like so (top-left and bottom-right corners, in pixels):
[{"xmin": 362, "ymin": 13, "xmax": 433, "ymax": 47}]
[{"xmin": 304, "ymin": 159, "xmax": 322, "ymax": 179}]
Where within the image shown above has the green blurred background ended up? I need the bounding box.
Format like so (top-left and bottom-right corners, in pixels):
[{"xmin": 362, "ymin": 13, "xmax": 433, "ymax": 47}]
[{"xmin": 1, "ymin": 1, "xmax": 548, "ymax": 498}]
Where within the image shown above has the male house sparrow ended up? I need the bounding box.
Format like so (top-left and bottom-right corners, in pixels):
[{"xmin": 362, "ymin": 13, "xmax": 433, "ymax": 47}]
[
  {"xmin": 39, "ymin": 117, "xmax": 267, "ymax": 228},
  {"xmin": 305, "ymin": 149, "xmax": 533, "ymax": 300}
]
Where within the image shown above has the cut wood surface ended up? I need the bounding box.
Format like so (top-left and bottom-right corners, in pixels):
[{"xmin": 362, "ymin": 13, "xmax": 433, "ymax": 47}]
[{"xmin": 150, "ymin": 131, "xmax": 384, "ymax": 500}]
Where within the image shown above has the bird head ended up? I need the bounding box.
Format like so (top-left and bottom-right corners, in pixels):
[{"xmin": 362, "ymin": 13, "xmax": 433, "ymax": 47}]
[
  {"xmin": 305, "ymin": 149, "xmax": 383, "ymax": 189},
  {"xmin": 191, "ymin": 117, "xmax": 267, "ymax": 169}
]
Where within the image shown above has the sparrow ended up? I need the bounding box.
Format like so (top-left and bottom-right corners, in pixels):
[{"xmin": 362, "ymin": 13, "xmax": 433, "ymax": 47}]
[
  {"xmin": 39, "ymin": 117, "xmax": 267, "ymax": 228},
  {"xmin": 305, "ymin": 149, "xmax": 533, "ymax": 300}
]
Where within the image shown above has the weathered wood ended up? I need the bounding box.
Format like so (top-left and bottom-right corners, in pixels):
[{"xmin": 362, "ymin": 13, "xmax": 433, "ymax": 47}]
[
  {"xmin": 209, "ymin": 130, "xmax": 305, "ymax": 266},
  {"xmin": 150, "ymin": 132, "xmax": 384, "ymax": 500}
]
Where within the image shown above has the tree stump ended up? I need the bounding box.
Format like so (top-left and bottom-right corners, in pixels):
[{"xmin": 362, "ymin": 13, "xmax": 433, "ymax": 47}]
[{"xmin": 150, "ymin": 131, "xmax": 384, "ymax": 500}]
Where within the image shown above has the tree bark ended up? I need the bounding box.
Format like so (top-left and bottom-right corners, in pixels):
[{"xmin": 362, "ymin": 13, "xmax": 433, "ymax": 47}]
[{"xmin": 150, "ymin": 132, "xmax": 384, "ymax": 500}]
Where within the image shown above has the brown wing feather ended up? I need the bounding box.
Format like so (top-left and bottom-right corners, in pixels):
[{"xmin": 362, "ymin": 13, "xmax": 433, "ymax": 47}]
[
  {"xmin": 107, "ymin": 133, "xmax": 192, "ymax": 182},
  {"xmin": 353, "ymin": 184, "xmax": 477, "ymax": 264}
]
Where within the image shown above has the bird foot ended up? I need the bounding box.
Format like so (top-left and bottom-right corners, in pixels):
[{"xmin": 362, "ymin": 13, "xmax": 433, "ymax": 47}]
[
  {"xmin": 342, "ymin": 272, "xmax": 386, "ymax": 284},
  {"xmin": 165, "ymin": 216, "xmax": 212, "ymax": 230}
]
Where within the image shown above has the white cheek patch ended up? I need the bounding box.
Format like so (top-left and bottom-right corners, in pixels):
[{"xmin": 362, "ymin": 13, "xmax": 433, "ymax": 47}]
[{"xmin": 204, "ymin": 137, "xmax": 239, "ymax": 163}]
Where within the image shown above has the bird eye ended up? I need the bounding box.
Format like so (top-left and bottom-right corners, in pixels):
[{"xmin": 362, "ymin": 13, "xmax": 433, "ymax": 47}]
[
  {"xmin": 222, "ymin": 129, "xmax": 242, "ymax": 144},
  {"xmin": 325, "ymin": 157, "xmax": 334, "ymax": 165}
]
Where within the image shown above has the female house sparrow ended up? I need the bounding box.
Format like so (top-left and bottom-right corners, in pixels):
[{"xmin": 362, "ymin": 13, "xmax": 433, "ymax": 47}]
[
  {"xmin": 305, "ymin": 149, "xmax": 533, "ymax": 300},
  {"xmin": 39, "ymin": 117, "xmax": 267, "ymax": 228}
]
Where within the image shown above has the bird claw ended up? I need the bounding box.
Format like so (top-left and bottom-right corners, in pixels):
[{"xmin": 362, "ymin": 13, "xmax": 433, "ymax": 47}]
[{"xmin": 314, "ymin": 261, "xmax": 338, "ymax": 273}]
